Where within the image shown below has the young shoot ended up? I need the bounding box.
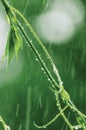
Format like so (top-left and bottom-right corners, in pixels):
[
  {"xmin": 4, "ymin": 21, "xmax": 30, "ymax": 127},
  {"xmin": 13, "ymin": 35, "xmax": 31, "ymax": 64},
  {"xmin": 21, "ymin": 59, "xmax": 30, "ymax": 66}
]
[{"xmin": 0, "ymin": 0, "xmax": 86, "ymax": 130}]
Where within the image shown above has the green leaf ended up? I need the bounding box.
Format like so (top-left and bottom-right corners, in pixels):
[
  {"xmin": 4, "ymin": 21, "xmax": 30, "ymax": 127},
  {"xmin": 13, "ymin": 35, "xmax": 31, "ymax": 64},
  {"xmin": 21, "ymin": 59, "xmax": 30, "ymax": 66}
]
[
  {"xmin": 60, "ymin": 86, "xmax": 70, "ymax": 103},
  {"xmin": 76, "ymin": 115, "xmax": 86, "ymax": 128},
  {"xmin": 3, "ymin": 27, "xmax": 15, "ymax": 64},
  {"xmin": 42, "ymin": 0, "xmax": 48, "ymax": 6},
  {"xmin": 3, "ymin": 25, "xmax": 23, "ymax": 65},
  {"xmin": 13, "ymin": 26, "xmax": 23, "ymax": 59}
]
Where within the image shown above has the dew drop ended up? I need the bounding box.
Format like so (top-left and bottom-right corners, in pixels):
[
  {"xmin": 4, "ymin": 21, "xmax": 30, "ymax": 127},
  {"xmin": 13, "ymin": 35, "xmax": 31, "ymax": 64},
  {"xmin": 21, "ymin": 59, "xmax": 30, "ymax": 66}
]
[
  {"xmin": 73, "ymin": 109, "xmax": 76, "ymax": 112},
  {"xmin": 30, "ymin": 40, "xmax": 32, "ymax": 43},
  {"xmin": 83, "ymin": 126, "xmax": 86, "ymax": 129},
  {"xmin": 22, "ymin": 35, "xmax": 24, "ymax": 38},
  {"xmin": 73, "ymin": 125, "xmax": 81, "ymax": 130},
  {"xmin": 75, "ymin": 127, "xmax": 78, "ymax": 130},
  {"xmin": 48, "ymin": 78, "xmax": 50, "ymax": 81},
  {"xmin": 35, "ymin": 58, "xmax": 38, "ymax": 61},
  {"xmin": 41, "ymin": 68, "xmax": 44, "ymax": 71},
  {"xmin": 19, "ymin": 23, "xmax": 21, "ymax": 26},
  {"xmin": 26, "ymin": 41, "xmax": 28, "ymax": 44},
  {"xmin": 44, "ymin": 71, "xmax": 46, "ymax": 74},
  {"xmin": 43, "ymin": 126, "xmax": 46, "ymax": 129},
  {"xmin": 56, "ymin": 103, "xmax": 59, "ymax": 106}
]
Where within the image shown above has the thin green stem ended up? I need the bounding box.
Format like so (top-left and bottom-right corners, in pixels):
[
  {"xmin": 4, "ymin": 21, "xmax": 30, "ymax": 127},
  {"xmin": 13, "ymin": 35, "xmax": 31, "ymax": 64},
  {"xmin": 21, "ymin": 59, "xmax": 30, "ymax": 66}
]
[
  {"xmin": 17, "ymin": 20, "xmax": 60, "ymax": 91},
  {"xmin": 12, "ymin": 8, "xmax": 74, "ymax": 129},
  {"xmin": 0, "ymin": 116, "xmax": 10, "ymax": 130},
  {"xmin": 34, "ymin": 105, "xmax": 68, "ymax": 129},
  {"xmin": 12, "ymin": 9, "xmax": 74, "ymax": 129},
  {"xmin": 55, "ymin": 92, "xmax": 73, "ymax": 130},
  {"xmin": 1, "ymin": 0, "xmax": 86, "ymax": 129},
  {"xmin": 11, "ymin": 6, "xmax": 63, "ymax": 88},
  {"xmin": 68, "ymin": 100, "xmax": 86, "ymax": 121},
  {"xmin": 1, "ymin": 0, "xmax": 10, "ymax": 12}
]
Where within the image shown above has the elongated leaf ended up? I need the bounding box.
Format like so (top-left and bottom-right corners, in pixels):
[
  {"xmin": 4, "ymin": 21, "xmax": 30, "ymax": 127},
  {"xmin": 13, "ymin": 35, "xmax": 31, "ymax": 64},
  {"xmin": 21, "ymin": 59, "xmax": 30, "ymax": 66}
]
[
  {"xmin": 3, "ymin": 25, "xmax": 23, "ymax": 65},
  {"xmin": 14, "ymin": 26, "xmax": 23, "ymax": 59},
  {"xmin": 3, "ymin": 27, "xmax": 15, "ymax": 64}
]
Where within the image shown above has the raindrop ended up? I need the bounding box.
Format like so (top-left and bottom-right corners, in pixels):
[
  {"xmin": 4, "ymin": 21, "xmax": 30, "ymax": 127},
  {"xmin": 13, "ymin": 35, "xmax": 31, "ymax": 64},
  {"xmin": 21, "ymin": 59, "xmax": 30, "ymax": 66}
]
[
  {"xmin": 83, "ymin": 126, "xmax": 86, "ymax": 129},
  {"xmin": 22, "ymin": 35, "xmax": 24, "ymax": 38},
  {"xmin": 44, "ymin": 71, "xmax": 46, "ymax": 74},
  {"xmin": 43, "ymin": 126, "xmax": 46, "ymax": 129},
  {"xmin": 19, "ymin": 23, "xmax": 21, "ymax": 26},
  {"xmin": 26, "ymin": 41, "xmax": 28, "ymax": 44},
  {"xmin": 73, "ymin": 125, "xmax": 81, "ymax": 130},
  {"xmin": 41, "ymin": 67, "xmax": 44, "ymax": 71},
  {"xmin": 19, "ymin": 124, "xmax": 22, "ymax": 130},
  {"xmin": 48, "ymin": 78, "xmax": 50, "ymax": 81},
  {"xmin": 16, "ymin": 104, "xmax": 20, "ymax": 117},
  {"xmin": 73, "ymin": 109, "xmax": 76, "ymax": 112},
  {"xmin": 56, "ymin": 103, "xmax": 59, "ymax": 106},
  {"xmin": 47, "ymin": 56, "xmax": 50, "ymax": 59},
  {"xmin": 35, "ymin": 58, "xmax": 38, "ymax": 61},
  {"xmin": 74, "ymin": 126, "xmax": 79, "ymax": 130},
  {"xmin": 30, "ymin": 40, "xmax": 32, "ymax": 43}
]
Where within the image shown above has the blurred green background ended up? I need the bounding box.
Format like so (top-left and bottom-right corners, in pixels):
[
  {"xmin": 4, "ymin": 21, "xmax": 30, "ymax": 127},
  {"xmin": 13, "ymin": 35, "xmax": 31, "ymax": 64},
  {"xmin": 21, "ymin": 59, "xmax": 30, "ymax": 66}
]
[{"xmin": 0, "ymin": 0, "xmax": 86, "ymax": 130}]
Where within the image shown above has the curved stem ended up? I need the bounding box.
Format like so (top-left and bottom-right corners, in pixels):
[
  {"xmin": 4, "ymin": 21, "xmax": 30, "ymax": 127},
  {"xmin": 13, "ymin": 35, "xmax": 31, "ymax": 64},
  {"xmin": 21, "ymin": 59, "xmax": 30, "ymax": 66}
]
[
  {"xmin": 55, "ymin": 92, "xmax": 73, "ymax": 130},
  {"xmin": 68, "ymin": 100, "xmax": 86, "ymax": 119},
  {"xmin": 34, "ymin": 105, "xmax": 68, "ymax": 129},
  {"xmin": 0, "ymin": 116, "xmax": 10, "ymax": 130},
  {"xmin": 1, "ymin": 0, "xmax": 86, "ymax": 129},
  {"xmin": 1, "ymin": 0, "xmax": 10, "ymax": 12}
]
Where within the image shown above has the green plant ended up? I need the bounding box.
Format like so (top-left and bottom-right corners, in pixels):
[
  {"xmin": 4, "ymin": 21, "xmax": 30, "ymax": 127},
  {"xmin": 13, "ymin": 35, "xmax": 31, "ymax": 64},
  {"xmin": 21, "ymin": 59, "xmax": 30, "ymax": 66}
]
[
  {"xmin": 0, "ymin": 116, "xmax": 10, "ymax": 130},
  {"xmin": 0, "ymin": 0, "xmax": 86, "ymax": 129}
]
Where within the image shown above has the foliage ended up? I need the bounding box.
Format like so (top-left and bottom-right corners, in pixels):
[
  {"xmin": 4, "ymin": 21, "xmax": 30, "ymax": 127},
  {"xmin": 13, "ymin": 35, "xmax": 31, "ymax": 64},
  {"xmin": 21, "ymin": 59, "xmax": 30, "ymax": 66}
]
[{"xmin": 0, "ymin": 0, "xmax": 86, "ymax": 130}]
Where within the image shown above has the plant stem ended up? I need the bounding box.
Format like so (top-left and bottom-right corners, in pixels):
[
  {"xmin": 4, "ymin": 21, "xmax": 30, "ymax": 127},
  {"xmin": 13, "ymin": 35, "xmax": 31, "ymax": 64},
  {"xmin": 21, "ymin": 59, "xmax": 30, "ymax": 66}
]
[
  {"xmin": 1, "ymin": 0, "xmax": 10, "ymax": 12},
  {"xmin": 11, "ymin": 7, "xmax": 63, "ymax": 88},
  {"xmin": 55, "ymin": 92, "xmax": 73, "ymax": 130},
  {"xmin": 0, "ymin": 116, "xmax": 10, "ymax": 130},
  {"xmin": 34, "ymin": 105, "xmax": 68, "ymax": 129},
  {"xmin": 1, "ymin": 0, "xmax": 86, "ymax": 129},
  {"xmin": 17, "ymin": 21, "xmax": 60, "ymax": 90}
]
